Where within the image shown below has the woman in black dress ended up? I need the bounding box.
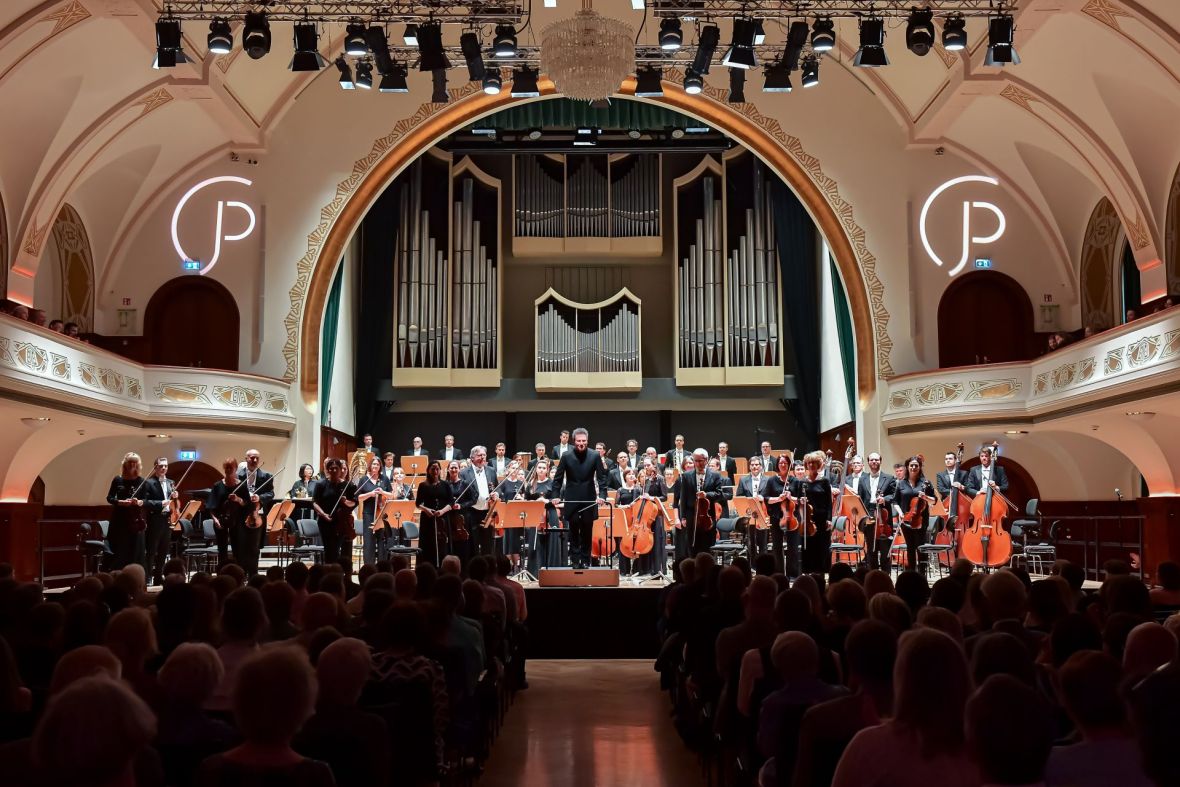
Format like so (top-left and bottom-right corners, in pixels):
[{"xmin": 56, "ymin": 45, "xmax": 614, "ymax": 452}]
[
  {"xmin": 765, "ymin": 454, "xmax": 796, "ymax": 577},
  {"xmin": 207, "ymin": 457, "xmax": 245, "ymax": 568},
  {"xmin": 614, "ymin": 468, "xmax": 641, "ymax": 576},
  {"xmin": 498, "ymin": 462, "xmax": 526, "ymax": 567},
  {"xmin": 443, "ymin": 460, "xmax": 471, "ymax": 564},
  {"xmin": 106, "ymin": 452, "xmax": 147, "ymax": 570},
  {"xmin": 285, "ymin": 463, "xmax": 317, "ymax": 537},
  {"xmin": 639, "ymin": 463, "xmax": 670, "ymax": 576},
  {"xmin": 894, "ymin": 455, "xmax": 936, "ymax": 574},
  {"xmin": 790, "ymin": 451, "xmax": 836, "ymax": 575},
  {"xmin": 524, "ymin": 461, "xmax": 564, "ymax": 570},
  {"xmin": 311, "ymin": 458, "xmax": 358, "ymax": 575},
  {"xmin": 415, "ymin": 461, "xmax": 454, "ymax": 568},
  {"xmin": 357, "ymin": 456, "xmax": 393, "ymax": 566}
]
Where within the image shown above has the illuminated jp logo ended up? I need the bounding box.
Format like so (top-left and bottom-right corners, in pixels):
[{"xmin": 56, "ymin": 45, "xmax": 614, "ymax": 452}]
[
  {"xmin": 919, "ymin": 175, "xmax": 1006, "ymax": 277},
  {"xmin": 171, "ymin": 176, "xmax": 256, "ymax": 275}
]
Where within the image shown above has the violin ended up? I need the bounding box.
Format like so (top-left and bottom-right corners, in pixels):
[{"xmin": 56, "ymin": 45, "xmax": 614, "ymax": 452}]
[
  {"xmin": 449, "ymin": 508, "xmax": 470, "ymax": 542},
  {"xmin": 242, "ymin": 468, "xmax": 282, "ymax": 530},
  {"xmin": 166, "ymin": 460, "xmax": 198, "ymax": 529},
  {"xmin": 122, "ymin": 476, "xmax": 149, "ymax": 534}
]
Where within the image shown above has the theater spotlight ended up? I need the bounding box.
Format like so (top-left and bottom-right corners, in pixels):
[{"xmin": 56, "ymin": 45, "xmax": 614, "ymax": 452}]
[
  {"xmin": 811, "ymin": 17, "xmax": 835, "ymax": 52},
  {"xmin": 659, "ymin": 18, "xmax": 683, "ymax": 50},
  {"xmin": 753, "ymin": 19, "xmax": 766, "ymax": 45},
  {"xmin": 207, "ymin": 18, "xmax": 232, "ymax": 55},
  {"xmin": 853, "ymin": 17, "xmax": 888, "ymax": 68},
  {"xmin": 762, "ymin": 62, "xmax": 791, "ymax": 93},
  {"xmin": 483, "ymin": 69, "xmax": 503, "ymax": 94},
  {"xmin": 683, "ymin": 68, "xmax": 704, "ymax": 94},
  {"xmin": 416, "ymin": 22, "xmax": 451, "ymax": 71},
  {"xmin": 985, "ymin": 15, "xmax": 1020, "ymax": 65},
  {"xmin": 345, "ymin": 23, "xmax": 368, "ymax": 56},
  {"xmin": 290, "ymin": 22, "xmax": 326, "ymax": 72},
  {"xmin": 943, "ymin": 16, "xmax": 967, "ymax": 51},
  {"xmin": 493, "ymin": 24, "xmax": 517, "ymax": 57},
  {"xmin": 366, "ymin": 26, "xmax": 396, "ymax": 77},
  {"xmin": 336, "ymin": 57, "xmax": 355, "ymax": 90},
  {"xmin": 634, "ymin": 67, "xmax": 664, "ymax": 97},
  {"xmin": 722, "ymin": 18, "xmax": 757, "ymax": 70},
  {"xmin": 801, "ymin": 55, "xmax": 820, "ymax": 88},
  {"xmin": 691, "ymin": 24, "xmax": 720, "ymax": 75},
  {"xmin": 403, "ymin": 24, "xmax": 419, "ymax": 47},
  {"xmin": 461, "ymin": 32, "xmax": 486, "ymax": 81},
  {"xmin": 355, "ymin": 60, "xmax": 373, "ymax": 89},
  {"xmin": 242, "ymin": 11, "xmax": 271, "ymax": 60},
  {"xmin": 431, "ymin": 69, "xmax": 449, "ymax": 102},
  {"xmin": 379, "ymin": 63, "xmax": 410, "ymax": 93},
  {"xmin": 511, "ymin": 66, "xmax": 541, "ymax": 98},
  {"xmin": 906, "ymin": 9, "xmax": 935, "ymax": 56},
  {"xmin": 728, "ymin": 68, "xmax": 746, "ymax": 103},
  {"xmin": 153, "ymin": 17, "xmax": 186, "ymax": 69}
]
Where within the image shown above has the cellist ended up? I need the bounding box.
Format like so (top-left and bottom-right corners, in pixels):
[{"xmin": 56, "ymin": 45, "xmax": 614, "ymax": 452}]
[
  {"xmin": 614, "ymin": 468, "xmax": 642, "ymax": 576},
  {"xmin": 639, "ymin": 461, "xmax": 669, "ymax": 577}
]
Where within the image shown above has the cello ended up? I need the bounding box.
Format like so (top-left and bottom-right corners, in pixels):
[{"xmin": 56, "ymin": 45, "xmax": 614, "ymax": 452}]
[
  {"xmin": 618, "ymin": 487, "xmax": 657, "ymax": 562},
  {"xmin": 830, "ymin": 440, "xmax": 865, "ymax": 563},
  {"xmin": 944, "ymin": 442, "xmax": 972, "ymax": 539},
  {"xmin": 960, "ymin": 441, "xmax": 1013, "ymax": 569}
]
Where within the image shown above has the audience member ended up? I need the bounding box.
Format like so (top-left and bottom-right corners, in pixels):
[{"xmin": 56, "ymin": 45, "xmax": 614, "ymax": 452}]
[
  {"xmin": 967, "ymin": 675, "xmax": 1053, "ymax": 786},
  {"xmin": 155, "ymin": 643, "xmax": 239, "ymax": 787}
]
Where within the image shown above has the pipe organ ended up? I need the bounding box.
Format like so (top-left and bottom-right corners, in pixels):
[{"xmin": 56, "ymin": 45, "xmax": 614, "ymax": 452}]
[
  {"xmin": 674, "ymin": 152, "xmax": 784, "ymax": 386},
  {"xmin": 534, "ymin": 288, "xmax": 642, "ymax": 392},
  {"xmin": 513, "ymin": 153, "xmax": 661, "ymax": 256},
  {"xmin": 392, "ymin": 153, "xmax": 502, "ymax": 387}
]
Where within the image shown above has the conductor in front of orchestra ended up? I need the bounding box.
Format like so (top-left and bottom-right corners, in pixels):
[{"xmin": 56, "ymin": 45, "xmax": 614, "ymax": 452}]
[{"xmin": 552, "ymin": 427, "xmax": 607, "ymax": 570}]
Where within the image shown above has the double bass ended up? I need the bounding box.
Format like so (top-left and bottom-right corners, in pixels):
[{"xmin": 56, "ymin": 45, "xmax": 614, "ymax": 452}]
[
  {"xmin": 960, "ymin": 441, "xmax": 1013, "ymax": 568},
  {"xmin": 830, "ymin": 440, "xmax": 865, "ymax": 562}
]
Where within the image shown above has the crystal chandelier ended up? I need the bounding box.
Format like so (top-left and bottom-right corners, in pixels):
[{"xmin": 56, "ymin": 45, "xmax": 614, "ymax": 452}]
[{"xmin": 540, "ymin": 0, "xmax": 634, "ymax": 103}]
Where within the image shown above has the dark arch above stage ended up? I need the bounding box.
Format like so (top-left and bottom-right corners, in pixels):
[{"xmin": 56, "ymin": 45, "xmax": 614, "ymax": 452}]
[{"xmin": 294, "ymin": 80, "xmax": 884, "ymax": 411}]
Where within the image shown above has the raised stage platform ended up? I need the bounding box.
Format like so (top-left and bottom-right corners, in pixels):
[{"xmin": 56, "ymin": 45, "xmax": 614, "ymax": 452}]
[{"xmin": 523, "ymin": 583, "xmax": 664, "ymax": 659}]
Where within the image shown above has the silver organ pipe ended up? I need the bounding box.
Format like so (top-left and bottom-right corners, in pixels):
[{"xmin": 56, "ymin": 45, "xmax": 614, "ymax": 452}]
[
  {"xmin": 535, "ymin": 292, "xmax": 640, "ymax": 375},
  {"xmin": 679, "ymin": 177, "xmax": 725, "ymax": 368},
  {"xmin": 450, "ymin": 176, "xmax": 497, "ymax": 370},
  {"xmin": 727, "ymin": 162, "xmax": 780, "ymax": 367},
  {"xmin": 516, "ymin": 154, "xmax": 658, "ymax": 240},
  {"xmin": 610, "ymin": 154, "xmax": 659, "ymax": 238},
  {"xmin": 395, "ymin": 161, "xmax": 451, "ymax": 370}
]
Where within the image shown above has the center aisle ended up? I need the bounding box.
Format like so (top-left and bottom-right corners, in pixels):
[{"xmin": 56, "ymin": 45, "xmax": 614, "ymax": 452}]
[{"xmin": 478, "ymin": 660, "xmax": 706, "ymax": 787}]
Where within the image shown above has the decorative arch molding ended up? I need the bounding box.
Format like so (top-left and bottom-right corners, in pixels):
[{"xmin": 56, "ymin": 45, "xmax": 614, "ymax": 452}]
[
  {"xmin": 1080, "ymin": 198, "xmax": 1123, "ymax": 332},
  {"xmin": 1167, "ymin": 163, "xmax": 1180, "ymax": 296},
  {"xmin": 50, "ymin": 203, "xmax": 93, "ymax": 330},
  {"xmin": 0, "ymin": 0, "xmax": 91, "ymax": 86},
  {"xmin": 286, "ymin": 78, "xmax": 892, "ymax": 411},
  {"xmin": 0, "ymin": 190, "xmax": 7, "ymax": 297}
]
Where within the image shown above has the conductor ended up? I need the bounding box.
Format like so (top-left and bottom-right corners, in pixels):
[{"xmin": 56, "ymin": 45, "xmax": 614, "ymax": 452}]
[{"xmin": 551, "ymin": 427, "xmax": 607, "ymax": 569}]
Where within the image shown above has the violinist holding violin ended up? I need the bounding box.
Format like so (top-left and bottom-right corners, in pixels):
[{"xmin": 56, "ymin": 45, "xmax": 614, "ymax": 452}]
[
  {"xmin": 142, "ymin": 457, "xmax": 179, "ymax": 585},
  {"xmin": 765, "ymin": 454, "xmax": 796, "ymax": 577},
  {"xmin": 459, "ymin": 446, "xmax": 500, "ymax": 559},
  {"xmin": 206, "ymin": 457, "xmax": 242, "ymax": 567},
  {"xmin": 857, "ymin": 452, "xmax": 897, "ymax": 571},
  {"xmin": 106, "ymin": 452, "xmax": 148, "ymax": 570},
  {"xmin": 737, "ymin": 456, "xmax": 772, "ymax": 559},
  {"xmin": 896, "ymin": 455, "xmax": 937, "ymax": 573},
  {"xmin": 416, "ymin": 461, "xmax": 455, "ymax": 567},
  {"xmin": 235, "ymin": 449, "xmax": 274, "ymax": 576},
  {"xmin": 312, "ymin": 457, "xmax": 358, "ymax": 575},
  {"xmin": 791, "ymin": 451, "xmax": 836, "ymax": 574},
  {"xmin": 357, "ymin": 456, "xmax": 393, "ymax": 566},
  {"xmin": 674, "ymin": 449, "xmax": 725, "ymax": 558}
]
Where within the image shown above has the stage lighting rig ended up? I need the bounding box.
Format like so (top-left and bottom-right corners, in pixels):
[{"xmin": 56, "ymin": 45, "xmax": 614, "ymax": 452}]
[
  {"xmin": 986, "ymin": 14, "xmax": 1020, "ymax": 65},
  {"xmin": 344, "ymin": 22, "xmax": 368, "ymax": 56},
  {"xmin": 461, "ymin": 31, "xmax": 486, "ymax": 81},
  {"xmin": 943, "ymin": 16, "xmax": 968, "ymax": 51},
  {"xmin": 659, "ymin": 18, "xmax": 683, "ymax": 50},
  {"xmin": 728, "ymin": 68, "xmax": 746, "ymax": 104},
  {"xmin": 380, "ymin": 63, "xmax": 410, "ymax": 93},
  {"xmin": 853, "ymin": 17, "xmax": 888, "ymax": 68},
  {"xmin": 290, "ymin": 22, "xmax": 326, "ymax": 71},
  {"xmin": 207, "ymin": 18, "xmax": 232, "ymax": 54},
  {"xmin": 242, "ymin": 11, "xmax": 271, "ymax": 60},
  {"xmin": 634, "ymin": 67, "xmax": 664, "ymax": 97},
  {"xmin": 906, "ymin": 9, "xmax": 935, "ymax": 56},
  {"xmin": 153, "ymin": 17, "xmax": 186, "ymax": 69}
]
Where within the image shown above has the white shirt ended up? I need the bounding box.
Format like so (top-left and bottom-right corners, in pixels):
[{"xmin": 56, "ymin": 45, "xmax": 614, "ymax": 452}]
[
  {"xmin": 980, "ymin": 466, "xmax": 992, "ymax": 482},
  {"xmin": 473, "ymin": 466, "xmax": 490, "ymax": 510},
  {"xmin": 556, "ymin": 443, "xmax": 569, "ymax": 456},
  {"xmin": 868, "ymin": 473, "xmax": 882, "ymax": 500},
  {"xmin": 748, "ymin": 474, "xmax": 763, "ymax": 495},
  {"xmin": 444, "ymin": 447, "xmax": 457, "ymax": 460}
]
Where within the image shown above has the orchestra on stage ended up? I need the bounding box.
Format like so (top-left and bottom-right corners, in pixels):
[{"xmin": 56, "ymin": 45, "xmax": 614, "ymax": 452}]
[{"xmin": 104, "ymin": 430, "xmax": 1020, "ymax": 583}]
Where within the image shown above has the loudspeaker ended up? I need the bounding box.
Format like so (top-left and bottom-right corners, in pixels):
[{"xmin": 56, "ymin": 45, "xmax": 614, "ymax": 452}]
[{"xmin": 538, "ymin": 567, "xmax": 620, "ymax": 587}]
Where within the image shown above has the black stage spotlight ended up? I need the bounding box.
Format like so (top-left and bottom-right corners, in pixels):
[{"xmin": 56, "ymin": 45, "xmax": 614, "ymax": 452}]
[
  {"xmin": 207, "ymin": 18, "xmax": 232, "ymax": 55},
  {"xmin": 801, "ymin": 55, "xmax": 819, "ymax": 88},
  {"xmin": 753, "ymin": 19, "xmax": 766, "ymax": 45},
  {"xmin": 683, "ymin": 68, "xmax": 704, "ymax": 94},
  {"xmin": 986, "ymin": 15, "xmax": 1020, "ymax": 65},
  {"xmin": 483, "ymin": 68, "xmax": 503, "ymax": 94},
  {"xmin": 783, "ymin": 20, "xmax": 810, "ymax": 71},
  {"xmin": 943, "ymin": 16, "xmax": 968, "ymax": 51},
  {"xmin": 417, "ymin": 22, "xmax": 450, "ymax": 71},
  {"xmin": 691, "ymin": 24, "xmax": 720, "ymax": 75},
  {"xmin": 854, "ymin": 18, "xmax": 888, "ymax": 68},
  {"xmin": 493, "ymin": 24, "xmax": 517, "ymax": 58},
  {"xmin": 355, "ymin": 60, "xmax": 373, "ymax": 89},
  {"xmin": 153, "ymin": 17, "xmax": 184, "ymax": 69},
  {"xmin": 906, "ymin": 9, "xmax": 935, "ymax": 56},
  {"xmin": 336, "ymin": 57, "xmax": 355, "ymax": 89},
  {"xmin": 574, "ymin": 127, "xmax": 600, "ymax": 146},
  {"xmin": 403, "ymin": 24, "xmax": 419, "ymax": 46},
  {"xmin": 432, "ymin": 69, "xmax": 449, "ymax": 102},
  {"xmin": 634, "ymin": 66, "xmax": 663, "ymax": 97},
  {"xmin": 366, "ymin": 27, "xmax": 396, "ymax": 76},
  {"xmin": 290, "ymin": 23, "xmax": 326, "ymax": 72},
  {"xmin": 659, "ymin": 18, "xmax": 682, "ymax": 50},
  {"xmin": 345, "ymin": 23, "xmax": 368, "ymax": 56},
  {"xmin": 728, "ymin": 67, "xmax": 746, "ymax": 103},
  {"xmin": 242, "ymin": 11, "xmax": 271, "ymax": 60},
  {"xmin": 379, "ymin": 63, "xmax": 410, "ymax": 93},
  {"xmin": 511, "ymin": 65, "xmax": 541, "ymax": 98},
  {"xmin": 811, "ymin": 17, "xmax": 835, "ymax": 52},
  {"xmin": 722, "ymin": 18, "xmax": 757, "ymax": 69},
  {"xmin": 763, "ymin": 62, "xmax": 791, "ymax": 93},
  {"xmin": 461, "ymin": 32, "xmax": 486, "ymax": 81}
]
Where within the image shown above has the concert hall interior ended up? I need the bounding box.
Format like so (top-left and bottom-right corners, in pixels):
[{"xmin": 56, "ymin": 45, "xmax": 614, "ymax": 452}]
[{"xmin": 4, "ymin": 1, "xmax": 1180, "ymax": 786}]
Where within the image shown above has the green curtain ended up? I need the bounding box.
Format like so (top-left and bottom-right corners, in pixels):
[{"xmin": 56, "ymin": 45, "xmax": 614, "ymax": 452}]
[
  {"xmin": 830, "ymin": 256, "xmax": 856, "ymax": 420},
  {"xmin": 468, "ymin": 96, "xmax": 697, "ymax": 132},
  {"xmin": 320, "ymin": 262, "xmax": 344, "ymax": 426},
  {"xmin": 1121, "ymin": 241, "xmax": 1141, "ymax": 321}
]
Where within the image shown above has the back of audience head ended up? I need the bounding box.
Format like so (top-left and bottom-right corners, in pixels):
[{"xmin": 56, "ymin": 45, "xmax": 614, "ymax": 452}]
[
  {"xmin": 828, "ymin": 562, "xmax": 854, "ymax": 584},
  {"xmin": 970, "ymin": 631, "xmax": 1034, "ymax": 686},
  {"xmin": 440, "ymin": 555, "xmax": 462, "ymax": 576},
  {"xmin": 414, "ymin": 561, "xmax": 437, "ymax": 599},
  {"xmin": 232, "ymin": 646, "xmax": 316, "ymax": 745},
  {"xmin": 895, "ymin": 628, "xmax": 970, "ymax": 757},
  {"xmin": 718, "ymin": 565, "xmax": 747, "ymax": 600},
  {"xmin": 383, "ymin": 601, "xmax": 427, "ymax": 652},
  {"xmin": 744, "ymin": 575, "xmax": 776, "ymax": 619},
  {"xmin": 301, "ymin": 591, "xmax": 344, "ymax": 633},
  {"xmin": 0, "ymin": 635, "xmax": 31, "ymax": 713},
  {"xmin": 980, "ymin": 570, "xmax": 1027, "ymax": 625},
  {"xmin": 753, "ymin": 552, "xmax": 777, "ymax": 578},
  {"xmin": 285, "ymin": 561, "xmax": 310, "ymax": 591},
  {"xmin": 895, "ymin": 570, "xmax": 931, "ymax": 613},
  {"xmin": 1102, "ymin": 574, "xmax": 1151, "ymax": 618},
  {"xmin": 158, "ymin": 642, "xmax": 224, "ymax": 706},
  {"xmin": 868, "ymin": 592, "xmax": 912, "ymax": 635},
  {"xmin": 967, "ymin": 675, "xmax": 1053, "ymax": 786},
  {"xmin": 863, "ymin": 569, "xmax": 894, "ymax": 599},
  {"xmin": 49, "ymin": 644, "xmax": 121, "ymax": 695},
  {"xmin": 929, "ymin": 576, "xmax": 966, "ymax": 613},
  {"xmin": 1058, "ymin": 650, "xmax": 1126, "ymax": 736},
  {"xmin": 845, "ymin": 619, "xmax": 896, "ymax": 695},
  {"xmin": 774, "ymin": 588, "xmax": 816, "ymax": 633},
  {"xmin": 104, "ymin": 607, "xmax": 157, "ymax": 672},
  {"xmin": 827, "ymin": 579, "xmax": 867, "ymax": 623},
  {"xmin": 222, "ymin": 586, "xmax": 267, "ymax": 642},
  {"xmin": 394, "ymin": 568, "xmax": 418, "ymax": 600},
  {"xmin": 1122, "ymin": 621, "xmax": 1178, "ymax": 680},
  {"xmin": 1049, "ymin": 612, "xmax": 1103, "ymax": 668},
  {"xmin": 915, "ymin": 606, "xmax": 964, "ymax": 644},
  {"xmin": 316, "ymin": 638, "xmax": 371, "ymax": 707},
  {"xmin": 461, "ymin": 579, "xmax": 485, "ymax": 618},
  {"xmin": 771, "ymin": 631, "xmax": 819, "ymax": 681},
  {"xmin": 1104, "ymin": 612, "xmax": 1143, "ymax": 661},
  {"xmin": 1128, "ymin": 662, "xmax": 1180, "ymax": 786}
]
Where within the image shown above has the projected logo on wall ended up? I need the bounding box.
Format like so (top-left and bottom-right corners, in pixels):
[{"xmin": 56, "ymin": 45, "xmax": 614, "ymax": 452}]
[
  {"xmin": 171, "ymin": 176, "xmax": 256, "ymax": 275},
  {"xmin": 919, "ymin": 175, "xmax": 1006, "ymax": 277}
]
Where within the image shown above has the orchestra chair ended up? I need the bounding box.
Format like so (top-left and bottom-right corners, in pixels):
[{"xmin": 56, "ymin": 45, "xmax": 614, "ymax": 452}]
[
  {"xmin": 829, "ymin": 522, "xmax": 864, "ymax": 566},
  {"xmin": 916, "ymin": 515, "xmax": 955, "ymax": 579},
  {"xmin": 181, "ymin": 518, "xmax": 221, "ymax": 574},
  {"xmin": 386, "ymin": 520, "xmax": 421, "ymax": 565},
  {"xmin": 733, "ymin": 457, "xmax": 748, "ymax": 475},
  {"xmin": 710, "ymin": 516, "xmax": 745, "ymax": 566},
  {"xmin": 291, "ymin": 519, "xmax": 325, "ymax": 565},
  {"xmin": 1010, "ymin": 499, "xmax": 1054, "ymax": 574},
  {"xmin": 78, "ymin": 520, "xmax": 111, "ymax": 576}
]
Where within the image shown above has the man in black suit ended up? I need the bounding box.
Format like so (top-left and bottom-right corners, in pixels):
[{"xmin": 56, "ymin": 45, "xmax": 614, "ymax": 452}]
[
  {"xmin": 235, "ymin": 448, "xmax": 275, "ymax": 576},
  {"xmin": 857, "ymin": 452, "xmax": 896, "ymax": 571},
  {"xmin": 406, "ymin": 436, "xmax": 430, "ymax": 459},
  {"xmin": 595, "ymin": 442, "xmax": 615, "ymax": 474},
  {"xmin": 142, "ymin": 457, "xmax": 178, "ymax": 585},
  {"xmin": 439, "ymin": 434, "xmax": 465, "ymax": 464},
  {"xmin": 624, "ymin": 439, "xmax": 640, "ymax": 470},
  {"xmin": 965, "ymin": 446, "xmax": 1009, "ymax": 498},
  {"xmin": 358, "ymin": 433, "xmax": 379, "ymax": 457},
  {"xmin": 665, "ymin": 435, "xmax": 689, "ymax": 475},
  {"xmin": 607, "ymin": 451, "xmax": 631, "ymax": 490},
  {"xmin": 552, "ymin": 430, "xmax": 572, "ymax": 460},
  {"xmin": 715, "ymin": 442, "xmax": 738, "ymax": 478},
  {"xmin": 551, "ymin": 427, "xmax": 607, "ymax": 569},
  {"xmin": 458, "ymin": 445, "xmax": 500, "ymax": 559},
  {"xmin": 491, "ymin": 442, "xmax": 513, "ymax": 478},
  {"xmin": 736, "ymin": 456, "xmax": 771, "ymax": 557},
  {"xmin": 936, "ymin": 449, "xmax": 970, "ymax": 529},
  {"xmin": 675, "ymin": 448, "xmax": 726, "ymax": 559}
]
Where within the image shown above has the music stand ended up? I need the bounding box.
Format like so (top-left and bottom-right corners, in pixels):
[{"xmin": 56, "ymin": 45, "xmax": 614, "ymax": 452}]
[
  {"xmin": 400, "ymin": 456, "xmax": 430, "ymax": 476},
  {"xmin": 172, "ymin": 499, "xmax": 204, "ymax": 532},
  {"xmin": 503, "ymin": 500, "xmax": 546, "ymax": 582}
]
